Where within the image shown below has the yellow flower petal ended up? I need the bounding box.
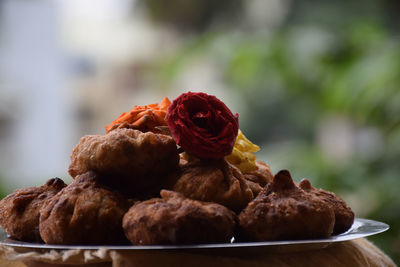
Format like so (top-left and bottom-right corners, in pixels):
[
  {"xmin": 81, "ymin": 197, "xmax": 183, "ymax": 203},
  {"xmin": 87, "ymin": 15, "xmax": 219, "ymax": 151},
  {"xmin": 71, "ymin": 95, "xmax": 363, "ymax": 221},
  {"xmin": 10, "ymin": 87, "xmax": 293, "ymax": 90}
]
[{"xmin": 226, "ymin": 129, "xmax": 260, "ymax": 173}]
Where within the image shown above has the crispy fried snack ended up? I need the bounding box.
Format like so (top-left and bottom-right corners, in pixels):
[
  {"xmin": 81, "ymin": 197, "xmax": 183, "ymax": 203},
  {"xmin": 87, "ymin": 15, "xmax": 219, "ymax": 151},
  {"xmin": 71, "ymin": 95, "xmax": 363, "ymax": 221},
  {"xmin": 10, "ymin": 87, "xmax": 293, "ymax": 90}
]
[
  {"xmin": 238, "ymin": 170, "xmax": 335, "ymax": 241},
  {"xmin": 68, "ymin": 128, "xmax": 179, "ymax": 196},
  {"xmin": 122, "ymin": 190, "xmax": 235, "ymax": 245},
  {"xmin": 244, "ymin": 180, "xmax": 263, "ymax": 198},
  {"xmin": 243, "ymin": 161, "xmax": 274, "ymax": 197},
  {"xmin": 299, "ymin": 179, "xmax": 355, "ymax": 235},
  {"xmin": 0, "ymin": 178, "xmax": 66, "ymax": 242},
  {"xmin": 166, "ymin": 159, "xmax": 253, "ymax": 212},
  {"xmin": 39, "ymin": 171, "xmax": 128, "ymax": 245}
]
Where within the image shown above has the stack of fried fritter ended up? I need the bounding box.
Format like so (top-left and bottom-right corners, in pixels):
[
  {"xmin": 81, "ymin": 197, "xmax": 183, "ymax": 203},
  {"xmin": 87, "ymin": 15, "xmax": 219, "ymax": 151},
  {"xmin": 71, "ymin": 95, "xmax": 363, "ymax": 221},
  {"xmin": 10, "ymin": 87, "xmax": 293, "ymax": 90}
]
[{"xmin": 0, "ymin": 127, "xmax": 354, "ymax": 245}]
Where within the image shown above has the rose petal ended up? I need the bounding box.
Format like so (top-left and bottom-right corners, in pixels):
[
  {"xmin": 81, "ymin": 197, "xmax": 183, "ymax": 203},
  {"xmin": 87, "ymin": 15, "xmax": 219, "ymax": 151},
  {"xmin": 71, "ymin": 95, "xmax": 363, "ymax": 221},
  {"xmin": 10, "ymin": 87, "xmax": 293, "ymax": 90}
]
[{"xmin": 166, "ymin": 92, "xmax": 239, "ymax": 160}]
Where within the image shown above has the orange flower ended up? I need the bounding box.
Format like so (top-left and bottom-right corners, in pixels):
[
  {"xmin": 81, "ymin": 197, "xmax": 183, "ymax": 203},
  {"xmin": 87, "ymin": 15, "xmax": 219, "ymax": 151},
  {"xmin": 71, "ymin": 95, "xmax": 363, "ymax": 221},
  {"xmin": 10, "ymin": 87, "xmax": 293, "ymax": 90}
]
[{"xmin": 105, "ymin": 97, "xmax": 171, "ymax": 133}]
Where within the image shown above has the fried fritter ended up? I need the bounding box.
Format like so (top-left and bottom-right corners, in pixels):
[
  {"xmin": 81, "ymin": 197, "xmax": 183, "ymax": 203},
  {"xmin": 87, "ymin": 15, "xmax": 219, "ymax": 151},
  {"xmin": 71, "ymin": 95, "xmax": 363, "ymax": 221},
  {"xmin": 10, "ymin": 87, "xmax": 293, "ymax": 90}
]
[
  {"xmin": 107, "ymin": 122, "xmax": 172, "ymax": 136},
  {"xmin": 68, "ymin": 128, "xmax": 179, "ymax": 196},
  {"xmin": 0, "ymin": 178, "xmax": 66, "ymax": 242},
  {"xmin": 39, "ymin": 171, "xmax": 128, "ymax": 245},
  {"xmin": 238, "ymin": 170, "xmax": 335, "ymax": 241},
  {"xmin": 245, "ymin": 180, "xmax": 263, "ymax": 198},
  {"xmin": 243, "ymin": 161, "xmax": 274, "ymax": 197},
  {"xmin": 243, "ymin": 161, "xmax": 273, "ymax": 187},
  {"xmin": 299, "ymin": 179, "xmax": 354, "ymax": 235},
  {"xmin": 122, "ymin": 190, "xmax": 235, "ymax": 245},
  {"xmin": 166, "ymin": 159, "xmax": 253, "ymax": 212}
]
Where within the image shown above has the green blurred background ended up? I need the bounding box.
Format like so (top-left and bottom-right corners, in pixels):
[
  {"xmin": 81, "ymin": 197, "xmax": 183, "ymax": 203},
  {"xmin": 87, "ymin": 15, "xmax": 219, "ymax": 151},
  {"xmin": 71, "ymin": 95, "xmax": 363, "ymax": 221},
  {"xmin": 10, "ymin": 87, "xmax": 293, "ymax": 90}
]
[
  {"xmin": 0, "ymin": 0, "xmax": 399, "ymax": 263},
  {"xmin": 143, "ymin": 0, "xmax": 400, "ymax": 262}
]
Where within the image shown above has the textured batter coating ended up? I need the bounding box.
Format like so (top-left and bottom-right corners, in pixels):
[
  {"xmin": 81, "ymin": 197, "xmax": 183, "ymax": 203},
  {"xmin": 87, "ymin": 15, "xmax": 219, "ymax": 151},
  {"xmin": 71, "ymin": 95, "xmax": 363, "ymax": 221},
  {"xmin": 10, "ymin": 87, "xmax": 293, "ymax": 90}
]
[
  {"xmin": 238, "ymin": 170, "xmax": 335, "ymax": 241},
  {"xmin": 39, "ymin": 171, "xmax": 128, "ymax": 245},
  {"xmin": 123, "ymin": 190, "xmax": 235, "ymax": 245},
  {"xmin": 68, "ymin": 128, "xmax": 179, "ymax": 196},
  {"xmin": 167, "ymin": 159, "xmax": 253, "ymax": 212},
  {"xmin": 245, "ymin": 180, "xmax": 263, "ymax": 198},
  {"xmin": 243, "ymin": 161, "xmax": 274, "ymax": 197},
  {"xmin": 299, "ymin": 179, "xmax": 354, "ymax": 235},
  {"xmin": 0, "ymin": 178, "xmax": 66, "ymax": 242}
]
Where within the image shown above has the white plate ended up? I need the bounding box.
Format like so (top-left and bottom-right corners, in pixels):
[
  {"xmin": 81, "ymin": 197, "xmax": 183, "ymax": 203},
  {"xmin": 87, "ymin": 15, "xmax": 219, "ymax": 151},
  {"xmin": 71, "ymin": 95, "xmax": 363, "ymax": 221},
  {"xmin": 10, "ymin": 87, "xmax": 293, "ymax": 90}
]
[{"xmin": 0, "ymin": 218, "xmax": 389, "ymax": 253}]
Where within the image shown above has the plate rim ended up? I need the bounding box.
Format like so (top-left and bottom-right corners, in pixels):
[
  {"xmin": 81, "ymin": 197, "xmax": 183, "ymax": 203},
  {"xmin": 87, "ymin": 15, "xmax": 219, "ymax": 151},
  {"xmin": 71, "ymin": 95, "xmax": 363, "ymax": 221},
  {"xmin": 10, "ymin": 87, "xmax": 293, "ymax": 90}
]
[{"xmin": 0, "ymin": 218, "xmax": 389, "ymax": 251}]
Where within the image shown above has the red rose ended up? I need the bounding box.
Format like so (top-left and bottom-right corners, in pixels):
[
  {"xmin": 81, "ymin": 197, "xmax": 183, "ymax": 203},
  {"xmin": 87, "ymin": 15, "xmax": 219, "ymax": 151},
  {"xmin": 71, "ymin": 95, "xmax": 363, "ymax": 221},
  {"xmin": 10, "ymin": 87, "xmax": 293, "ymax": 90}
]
[{"xmin": 166, "ymin": 92, "xmax": 239, "ymax": 160}]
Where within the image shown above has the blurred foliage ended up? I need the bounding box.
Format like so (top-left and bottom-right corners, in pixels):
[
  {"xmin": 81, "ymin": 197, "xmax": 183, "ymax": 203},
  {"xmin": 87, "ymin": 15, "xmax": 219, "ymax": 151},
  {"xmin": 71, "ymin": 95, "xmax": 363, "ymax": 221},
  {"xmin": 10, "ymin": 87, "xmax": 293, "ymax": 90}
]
[
  {"xmin": 0, "ymin": 174, "xmax": 6, "ymax": 200},
  {"xmin": 138, "ymin": 0, "xmax": 243, "ymax": 32},
  {"xmin": 145, "ymin": 2, "xmax": 400, "ymax": 263}
]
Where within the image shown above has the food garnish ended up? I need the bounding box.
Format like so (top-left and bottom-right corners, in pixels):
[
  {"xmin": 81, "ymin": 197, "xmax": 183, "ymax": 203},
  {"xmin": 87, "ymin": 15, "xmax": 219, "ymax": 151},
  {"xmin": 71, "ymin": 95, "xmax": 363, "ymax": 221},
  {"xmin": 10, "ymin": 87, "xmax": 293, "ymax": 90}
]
[
  {"xmin": 105, "ymin": 97, "xmax": 171, "ymax": 133},
  {"xmin": 166, "ymin": 92, "xmax": 239, "ymax": 160},
  {"xmin": 226, "ymin": 129, "xmax": 260, "ymax": 173}
]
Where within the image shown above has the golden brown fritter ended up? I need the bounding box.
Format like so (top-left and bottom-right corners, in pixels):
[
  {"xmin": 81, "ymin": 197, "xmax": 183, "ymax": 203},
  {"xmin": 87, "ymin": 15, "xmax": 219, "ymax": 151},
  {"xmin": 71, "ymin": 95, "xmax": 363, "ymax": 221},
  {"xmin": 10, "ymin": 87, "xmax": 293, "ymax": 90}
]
[
  {"xmin": 107, "ymin": 122, "xmax": 171, "ymax": 136},
  {"xmin": 166, "ymin": 159, "xmax": 253, "ymax": 212},
  {"xmin": 122, "ymin": 190, "xmax": 235, "ymax": 245},
  {"xmin": 0, "ymin": 178, "xmax": 66, "ymax": 242},
  {"xmin": 299, "ymin": 179, "xmax": 354, "ymax": 235},
  {"xmin": 68, "ymin": 128, "xmax": 179, "ymax": 196},
  {"xmin": 39, "ymin": 171, "xmax": 129, "ymax": 245},
  {"xmin": 243, "ymin": 161, "xmax": 274, "ymax": 197},
  {"xmin": 238, "ymin": 170, "xmax": 335, "ymax": 241},
  {"xmin": 245, "ymin": 180, "xmax": 263, "ymax": 198},
  {"xmin": 243, "ymin": 161, "xmax": 274, "ymax": 187}
]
